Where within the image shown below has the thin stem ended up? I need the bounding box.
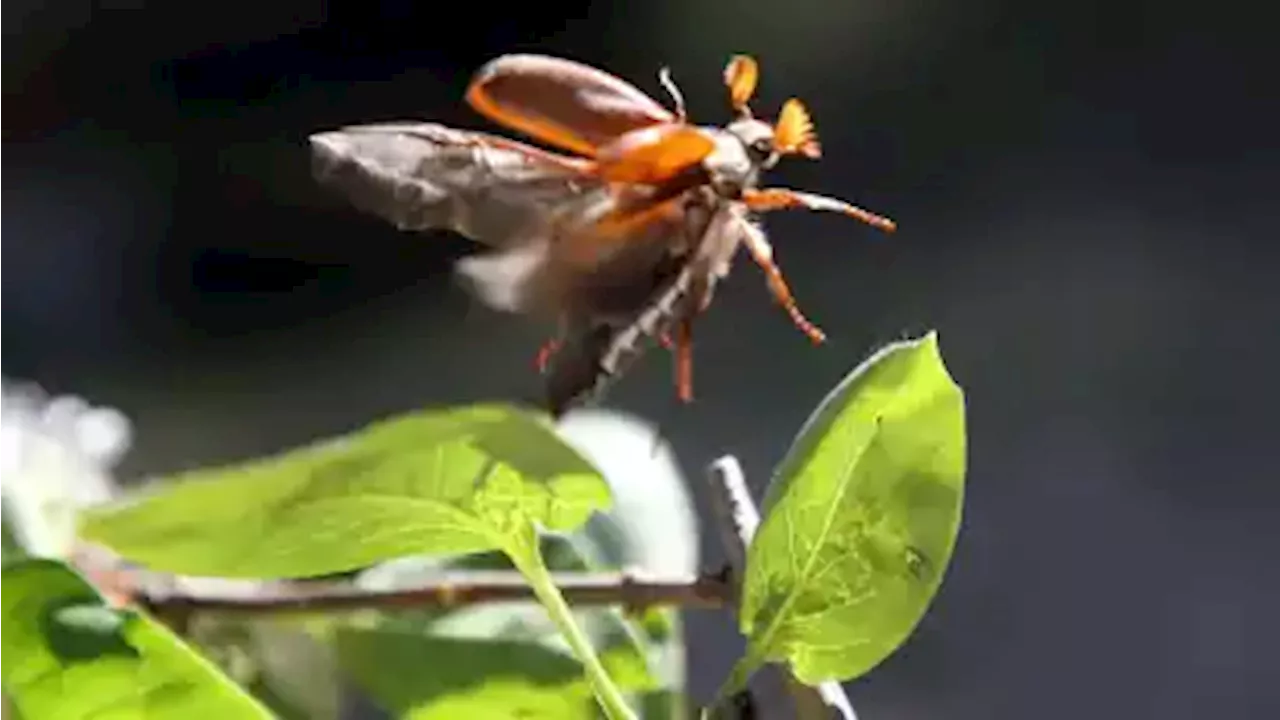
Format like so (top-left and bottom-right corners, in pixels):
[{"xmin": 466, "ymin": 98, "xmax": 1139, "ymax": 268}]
[{"xmin": 507, "ymin": 527, "xmax": 638, "ymax": 720}]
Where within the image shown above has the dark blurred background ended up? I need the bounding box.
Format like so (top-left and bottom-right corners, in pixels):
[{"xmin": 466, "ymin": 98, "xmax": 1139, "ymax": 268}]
[{"xmin": 5, "ymin": 0, "xmax": 1278, "ymax": 717}]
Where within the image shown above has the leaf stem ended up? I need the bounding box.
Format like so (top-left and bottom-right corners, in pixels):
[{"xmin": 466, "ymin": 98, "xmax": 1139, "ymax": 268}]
[
  {"xmin": 709, "ymin": 654, "xmax": 758, "ymax": 714},
  {"xmin": 506, "ymin": 526, "xmax": 638, "ymax": 720}
]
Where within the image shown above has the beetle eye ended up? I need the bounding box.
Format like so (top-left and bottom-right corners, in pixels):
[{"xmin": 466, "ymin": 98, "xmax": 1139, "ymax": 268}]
[{"xmin": 750, "ymin": 138, "xmax": 773, "ymax": 156}]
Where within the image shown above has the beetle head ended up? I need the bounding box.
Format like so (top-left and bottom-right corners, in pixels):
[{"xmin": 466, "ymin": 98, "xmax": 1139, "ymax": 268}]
[{"xmin": 722, "ymin": 55, "xmax": 822, "ymax": 161}]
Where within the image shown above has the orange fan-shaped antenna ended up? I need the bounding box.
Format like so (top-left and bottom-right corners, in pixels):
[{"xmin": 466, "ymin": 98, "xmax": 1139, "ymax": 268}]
[
  {"xmin": 773, "ymin": 98, "xmax": 821, "ymax": 159},
  {"xmin": 723, "ymin": 55, "xmax": 759, "ymax": 117}
]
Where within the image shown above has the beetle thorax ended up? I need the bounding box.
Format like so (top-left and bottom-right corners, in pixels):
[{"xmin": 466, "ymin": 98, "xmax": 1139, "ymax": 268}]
[{"xmin": 702, "ymin": 118, "xmax": 778, "ymax": 199}]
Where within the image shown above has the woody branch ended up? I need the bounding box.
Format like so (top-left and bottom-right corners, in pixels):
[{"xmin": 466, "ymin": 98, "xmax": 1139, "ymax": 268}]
[{"xmin": 77, "ymin": 559, "xmax": 735, "ymax": 617}]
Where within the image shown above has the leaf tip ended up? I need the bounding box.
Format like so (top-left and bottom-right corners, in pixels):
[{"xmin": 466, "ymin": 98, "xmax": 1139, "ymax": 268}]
[{"xmin": 914, "ymin": 329, "xmax": 962, "ymax": 393}]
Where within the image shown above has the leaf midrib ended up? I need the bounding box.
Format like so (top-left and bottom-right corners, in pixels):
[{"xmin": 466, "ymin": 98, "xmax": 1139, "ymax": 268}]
[
  {"xmin": 260, "ymin": 493, "xmax": 499, "ymax": 550},
  {"xmin": 748, "ymin": 406, "xmax": 883, "ymax": 663}
]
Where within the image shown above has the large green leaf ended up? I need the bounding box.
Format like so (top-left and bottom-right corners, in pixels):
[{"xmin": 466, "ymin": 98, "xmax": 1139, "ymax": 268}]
[
  {"xmin": 78, "ymin": 404, "xmax": 610, "ymax": 578},
  {"xmin": 1, "ymin": 558, "xmax": 272, "ymax": 719},
  {"xmin": 78, "ymin": 403, "xmax": 634, "ymax": 719},
  {"xmin": 734, "ymin": 332, "xmax": 966, "ymax": 687}
]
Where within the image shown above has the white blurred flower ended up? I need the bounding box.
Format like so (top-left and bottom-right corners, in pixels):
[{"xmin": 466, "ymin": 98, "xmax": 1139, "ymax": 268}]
[
  {"xmin": 554, "ymin": 408, "xmax": 699, "ymax": 580},
  {"xmin": 1, "ymin": 377, "xmax": 133, "ymax": 558}
]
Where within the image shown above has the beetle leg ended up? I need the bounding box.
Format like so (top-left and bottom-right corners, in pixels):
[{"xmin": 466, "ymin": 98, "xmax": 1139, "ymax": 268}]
[
  {"xmin": 534, "ymin": 315, "xmax": 571, "ymax": 373},
  {"xmin": 742, "ymin": 187, "xmax": 896, "ymax": 233},
  {"xmin": 534, "ymin": 337, "xmax": 563, "ymax": 373},
  {"xmin": 674, "ymin": 317, "xmax": 695, "ymax": 402},
  {"xmin": 670, "ymin": 266, "xmax": 715, "ymax": 402},
  {"xmin": 738, "ymin": 219, "xmax": 827, "ymax": 345}
]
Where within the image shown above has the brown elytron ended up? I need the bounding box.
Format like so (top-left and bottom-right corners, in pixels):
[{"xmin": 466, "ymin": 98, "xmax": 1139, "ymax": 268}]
[{"xmin": 309, "ymin": 54, "xmax": 895, "ymax": 415}]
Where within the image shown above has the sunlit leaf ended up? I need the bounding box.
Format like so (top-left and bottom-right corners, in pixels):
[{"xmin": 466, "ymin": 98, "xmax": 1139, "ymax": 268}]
[
  {"xmin": 332, "ymin": 407, "xmax": 701, "ymax": 712},
  {"xmin": 1, "ymin": 558, "xmax": 272, "ymax": 718},
  {"xmin": 79, "ymin": 403, "xmax": 634, "ymax": 718},
  {"xmin": 78, "ymin": 404, "xmax": 610, "ymax": 579},
  {"xmin": 735, "ymin": 332, "xmax": 966, "ymax": 686}
]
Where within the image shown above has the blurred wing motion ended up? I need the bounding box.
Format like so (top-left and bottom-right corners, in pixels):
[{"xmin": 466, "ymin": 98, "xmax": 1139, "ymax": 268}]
[
  {"xmin": 310, "ymin": 122, "xmax": 700, "ymax": 321},
  {"xmin": 309, "ymin": 52, "xmax": 721, "ymax": 320},
  {"xmin": 310, "ymin": 119, "xmax": 730, "ymax": 415}
]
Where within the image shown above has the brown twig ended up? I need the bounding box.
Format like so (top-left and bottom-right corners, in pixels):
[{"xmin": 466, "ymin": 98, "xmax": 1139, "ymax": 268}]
[{"xmin": 98, "ymin": 566, "xmax": 734, "ymax": 618}]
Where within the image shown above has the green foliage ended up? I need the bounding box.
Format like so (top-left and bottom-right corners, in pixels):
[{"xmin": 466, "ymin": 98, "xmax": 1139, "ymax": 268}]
[
  {"xmin": 78, "ymin": 404, "xmax": 609, "ymax": 578},
  {"xmin": 729, "ymin": 332, "xmax": 967, "ymax": 690},
  {"xmin": 21, "ymin": 333, "xmax": 966, "ymax": 719},
  {"xmin": 1, "ymin": 558, "xmax": 273, "ymax": 719},
  {"xmin": 78, "ymin": 403, "xmax": 637, "ymax": 719}
]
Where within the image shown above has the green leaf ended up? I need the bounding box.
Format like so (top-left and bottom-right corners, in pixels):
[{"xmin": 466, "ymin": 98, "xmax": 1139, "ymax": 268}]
[
  {"xmin": 1, "ymin": 558, "xmax": 273, "ymax": 719},
  {"xmin": 77, "ymin": 404, "xmax": 633, "ymax": 718},
  {"xmin": 335, "ymin": 626, "xmax": 598, "ymax": 719},
  {"xmin": 78, "ymin": 404, "xmax": 611, "ymax": 578},
  {"xmin": 437, "ymin": 413, "xmax": 692, "ymax": 720},
  {"xmin": 734, "ymin": 332, "xmax": 966, "ymax": 687},
  {"xmin": 78, "ymin": 403, "xmax": 633, "ymax": 718}
]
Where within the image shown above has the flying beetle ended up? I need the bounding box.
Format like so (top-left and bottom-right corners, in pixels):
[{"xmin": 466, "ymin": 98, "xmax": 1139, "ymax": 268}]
[{"xmin": 309, "ymin": 53, "xmax": 896, "ymax": 415}]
